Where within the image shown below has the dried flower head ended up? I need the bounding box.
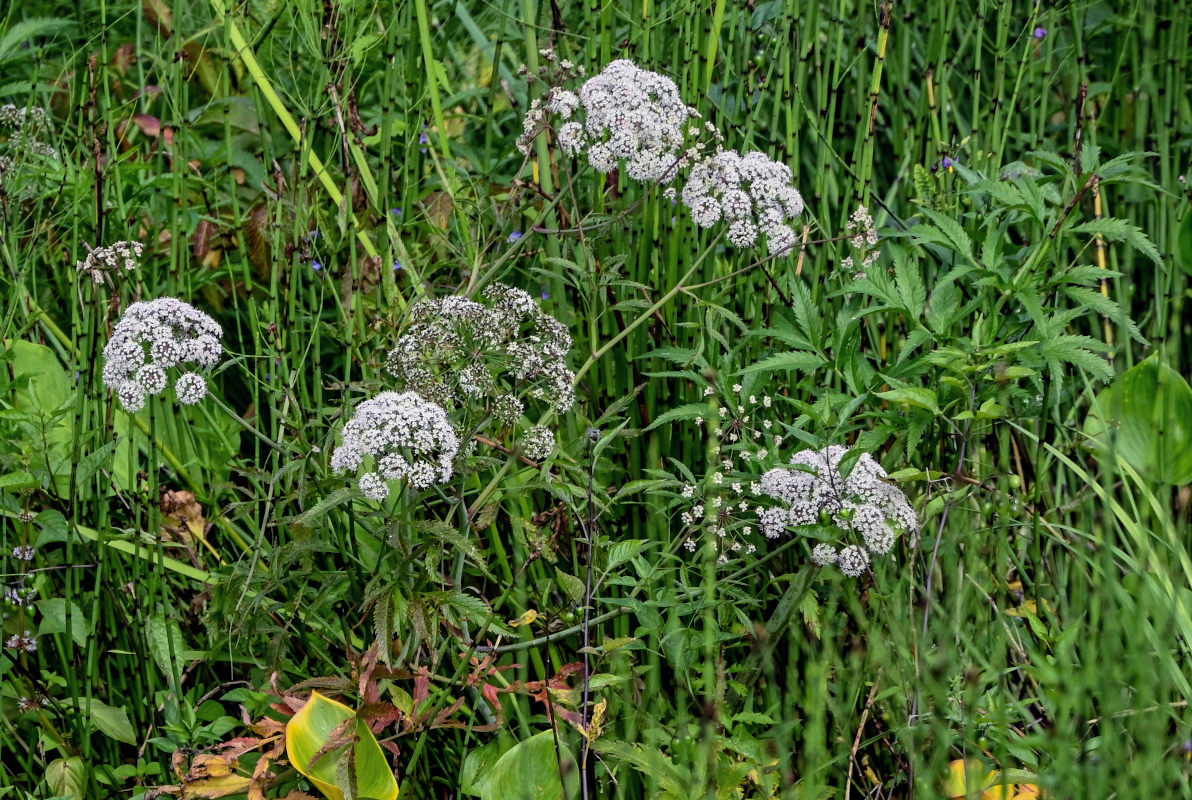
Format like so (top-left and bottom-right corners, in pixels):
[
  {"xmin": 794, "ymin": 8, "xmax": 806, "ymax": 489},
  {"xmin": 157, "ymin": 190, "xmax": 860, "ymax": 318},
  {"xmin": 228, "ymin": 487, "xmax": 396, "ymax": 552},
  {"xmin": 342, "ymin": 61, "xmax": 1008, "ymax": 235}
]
[
  {"xmin": 758, "ymin": 445, "xmax": 917, "ymax": 576},
  {"xmin": 330, "ymin": 391, "xmax": 460, "ymax": 500},
  {"xmin": 102, "ymin": 298, "xmax": 223, "ymax": 412},
  {"xmin": 681, "ymin": 149, "xmax": 804, "ymax": 255},
  {"xmin": 76, "ymin": 240, "xmax": 144, "ymax": 285}
]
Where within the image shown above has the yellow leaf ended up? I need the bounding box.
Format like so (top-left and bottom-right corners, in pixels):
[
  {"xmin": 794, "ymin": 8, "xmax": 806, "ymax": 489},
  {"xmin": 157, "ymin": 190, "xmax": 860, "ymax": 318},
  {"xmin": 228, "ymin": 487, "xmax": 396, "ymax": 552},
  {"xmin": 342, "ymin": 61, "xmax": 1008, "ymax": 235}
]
[
  {"xmin": 508, "ymin": 609, "xmax": 539, "ymax": 628},
  {"xmin": 946, "ymin": 759, "xmax": 999, "ymax": 798},
  {"xmin": 286, "ymin": 692, "xmax": 398, "ymax": 800},
  {"xmin": 179, "ymin": 774, "xmax": 252, "ymax": 798}
]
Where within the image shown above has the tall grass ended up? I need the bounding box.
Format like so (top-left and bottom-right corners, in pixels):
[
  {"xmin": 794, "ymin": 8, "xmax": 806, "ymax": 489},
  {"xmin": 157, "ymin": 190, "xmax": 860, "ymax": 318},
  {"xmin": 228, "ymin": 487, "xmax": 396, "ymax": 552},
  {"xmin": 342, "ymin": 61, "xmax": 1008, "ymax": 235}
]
[{"xmin": 1, "ymin": 0, "xmax": 1190, "ymax": 798}]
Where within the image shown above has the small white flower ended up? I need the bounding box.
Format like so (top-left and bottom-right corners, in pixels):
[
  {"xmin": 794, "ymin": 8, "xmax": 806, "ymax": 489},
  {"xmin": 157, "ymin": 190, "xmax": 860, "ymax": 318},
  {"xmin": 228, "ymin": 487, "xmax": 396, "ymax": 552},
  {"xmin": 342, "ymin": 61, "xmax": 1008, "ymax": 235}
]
[
  {"xmin": 175, "ymin": 373, "xmax": 208, "ymax": 404},
  {"xmin": 811, "ymin": 543, "xmax": 837, "ymax": 566},
  {"xmin": 358, "ymin": 472, "xmax": 389, "ymax": 501},
  {"xmin": 332, "ymin": 391, "xmax": 459, "ymax": 492},
  {"xmin": 836, "ymin": 545, "xmax": 870, "ymax": 577},
  {"xmin": 520, "ymin": 424, "xmax": 556, "ymax": 460},
  {"xmin": 103, "ymin": 297, "xmax": 223, "ymax": 411}
]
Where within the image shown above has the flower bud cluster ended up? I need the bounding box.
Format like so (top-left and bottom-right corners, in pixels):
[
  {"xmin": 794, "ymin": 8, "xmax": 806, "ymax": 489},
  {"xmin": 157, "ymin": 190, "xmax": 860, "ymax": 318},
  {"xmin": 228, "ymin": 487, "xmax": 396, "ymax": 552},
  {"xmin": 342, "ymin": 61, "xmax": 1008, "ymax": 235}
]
[
  {"xmin": 76, "ymin": 240, "xmax": 144, "ymax": 285},
  {"xmin": 681, "ymin": 149, "xmax": 805, "ymax": 255},
  {"xmin": 101, "ymin": 298, "xmax": 223, "ymax": 413},
  {"xmin": 385, "ymin": 282, "xmax": 575, "ymax": 421},
  {"xmin": 330, "ymin": 391, "xmax": 460, "ymax": 500},
  {"xmin": 758, "ymin": 445, "xmax": 917, "ymax": 577}
]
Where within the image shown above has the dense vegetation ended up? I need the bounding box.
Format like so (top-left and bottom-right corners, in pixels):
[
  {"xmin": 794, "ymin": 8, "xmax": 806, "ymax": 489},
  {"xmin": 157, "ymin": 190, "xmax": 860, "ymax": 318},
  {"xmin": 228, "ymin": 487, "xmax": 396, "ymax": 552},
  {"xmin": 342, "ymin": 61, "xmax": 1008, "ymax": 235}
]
[{"xmin": 2, "ymin": 1, "xmax": 1191, "ymax": 798}]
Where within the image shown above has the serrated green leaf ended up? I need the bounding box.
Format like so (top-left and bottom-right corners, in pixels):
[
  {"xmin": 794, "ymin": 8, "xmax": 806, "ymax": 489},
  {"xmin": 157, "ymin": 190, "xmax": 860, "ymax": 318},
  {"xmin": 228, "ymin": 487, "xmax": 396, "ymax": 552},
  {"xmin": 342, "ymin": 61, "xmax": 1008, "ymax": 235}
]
[{"xmin": 738, "ymin": 351, "xmax": 825, "ymax": 375}]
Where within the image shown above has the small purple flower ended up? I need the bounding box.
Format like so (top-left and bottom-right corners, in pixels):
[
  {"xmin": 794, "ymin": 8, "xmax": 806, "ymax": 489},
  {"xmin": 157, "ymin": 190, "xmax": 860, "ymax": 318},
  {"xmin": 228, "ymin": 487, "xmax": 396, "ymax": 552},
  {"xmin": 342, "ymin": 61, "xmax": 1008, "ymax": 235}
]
[
  {"xmin": 393, "ymin": 259, "xmax": 403, "ymax": 271},
  {"xmin": 390, "ymin": 207, "xmax": 403, "ymax": 216},
  {"xmin": 507, "ymin": 230, "xmax": 523, "ymax": 243},
  {"xmin": 1033, "ymin": 26, "xmax": 1047, "ymax": 39},
  {"xmin": 419, "ymin": 132, "xmax": 429, "ymax": 145},
  {"xmin": 312, "ymin": 260, "xmax": 322, "ymax": 272},
  {"xmin": 541, "ymin": 289, "xmax": 550, "ymax": 300}
]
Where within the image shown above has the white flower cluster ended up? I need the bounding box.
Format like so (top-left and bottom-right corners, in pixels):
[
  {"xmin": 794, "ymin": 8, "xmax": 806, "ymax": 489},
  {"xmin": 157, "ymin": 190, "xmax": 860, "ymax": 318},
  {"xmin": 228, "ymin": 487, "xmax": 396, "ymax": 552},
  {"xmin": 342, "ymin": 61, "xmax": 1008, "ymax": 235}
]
[
  {"xmin": 522, "ymin": 60, "xmax": 699, "ymax": 184},
  {"xmin": 0, "ymin": 104, "xmax": 49, "ymax": 132},
  {"xmin": 75, "ymin": 240, "xmax": 144, "ymax": 285},
  {"xmin": 758, "ymin": 445, "xmax": 917, "ymax": 577},
  {"xmin": 330, "ymin": 391, "xmax": 460, "ymax": 500},
  {"xmin": 840, "ymin": 205, "xmax": 880, "ymax": 278},
  {"xmin": 0, "ymin": 103, "xmax": 58, "ymax": 160},
  {"xmin": 385, "ymin": 282, "xmax": 575, "ymax": 417},
  {"xmin": 519, "ymin": 424, "xmax": 555, "ymax": 460},
  {"xmin": 681, "ymin": 149, "xmax": 805, "ymax": 255},
  {"xmin": 102, "ymin": 298, "xmax": 223, "ymax": 413}
]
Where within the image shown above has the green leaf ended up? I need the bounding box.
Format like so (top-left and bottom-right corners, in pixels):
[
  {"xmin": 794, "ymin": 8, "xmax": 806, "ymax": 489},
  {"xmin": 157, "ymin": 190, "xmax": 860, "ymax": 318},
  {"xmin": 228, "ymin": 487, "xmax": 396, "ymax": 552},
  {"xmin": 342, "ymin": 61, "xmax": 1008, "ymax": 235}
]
[
  {"xmin": 36, "ymin": 598, "xmax": 87, "ymax": 646},
  {"xmin": 71, "ymin": 699, "xmax": 137, "ymax": 745},
  {"xmin": 0, "ymin": 470, "xmax": 37, "ymax": 490},
  {"xmin": 45, "ymin": 757, "xmax": 86, "ymax": 800},
  {"xmin": 644, "ymin": 403, "xmax": 711, "ymax": 432},
  {"xmin": 738, "ymin": 351, "xmax": 825, "ymax": 375},
  {"xmin": 469, "ymin": 730, "xmax": 575, "ymax": 800},
  {"xmin": 286, "ymin": 692, "xmax": 398, "ymax": 800},
  {"xmin": 146, "ymin": 615, "xmax": 186, "ymax": 691},
  {"xmin": 606, "ymin": 539, "xmax": 649, "ymax": 570},
  {"xmin": 1084, "ymin": 357, "xmax": 1192, "ymax": 485},
  {"xmin": 875, "ymin": 387, "xmax": 940, "ymax": 414},
  {"xmin": 1070, "ymin": 218, "xmax": 1163, "ymax": 266},
  {"xmin": 0, "ymin": 18, "xmax": 75, "ymax": 62},
  {"xmin": 1175, "ymin": 212, "xmax": 1192, "ymax": 277},
  {"xmin": 555, "ymin": 570, "xmax": 585, "ymax": 603}
]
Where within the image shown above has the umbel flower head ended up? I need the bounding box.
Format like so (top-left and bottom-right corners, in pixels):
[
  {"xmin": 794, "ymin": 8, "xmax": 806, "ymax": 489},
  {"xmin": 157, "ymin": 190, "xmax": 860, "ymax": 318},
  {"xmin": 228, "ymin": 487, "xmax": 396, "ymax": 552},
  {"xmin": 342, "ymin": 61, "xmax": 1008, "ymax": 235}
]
[
  {"xmin": 681, "ymin": 149, "xmax": 805, "ymax": 255},
  {"xmin": 757, "ymin": 445, "xmax": 917, "ymax": 577},
  {"xmin": 330, "ymin": 391, "xmax": 460, "ymax": 500},
  {"xmin": 102, "ymin": 298, "xmax": 223, "ymax": 413},
  {"xmin": 385, "ymin": 282, "xmax": 575, "ymax": 418},
  {"xmin": 520, "ymin": 59, "xmax": 700, "ymax": 185},
  {"xmin": 76, "ymin": 240, "xmax": 144, "ymax": 285}
]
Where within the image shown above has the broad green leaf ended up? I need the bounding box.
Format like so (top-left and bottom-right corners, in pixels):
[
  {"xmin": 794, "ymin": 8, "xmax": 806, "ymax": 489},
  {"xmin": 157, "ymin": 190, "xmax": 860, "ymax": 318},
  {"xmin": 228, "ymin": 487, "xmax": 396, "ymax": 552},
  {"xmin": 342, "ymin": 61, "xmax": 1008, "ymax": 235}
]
[
  {"xmin": 554, "ymin": 570, "xmax": 585, "ymax": 603},
  {"xmin": 146, "ymin": 615, "xmax": 186, "ymax": 691},
  {"xmin": 66, "ymin": 698, "xmax": 137, "ymax": 744},
  {"xmin": 469, "ymin": 730, "xmax": 575, "ymax": 800},
  {"xmin": 286, "ymin": 691, "xmax": 398, "ymax": 800},
  {"xmin": 875, "ymin": 387, "xmax": 940, "ymax": 414},
  {"xmin": 36, "ymin": 598, "xmax": 87, "ymax": 646},
  {"xmin": 1084, "ymin": 357, "xmax": 1192, "ymax": 485},
  {"xmin": 45, "ymin": 757, "xmax": 86, "ymax": 800}
]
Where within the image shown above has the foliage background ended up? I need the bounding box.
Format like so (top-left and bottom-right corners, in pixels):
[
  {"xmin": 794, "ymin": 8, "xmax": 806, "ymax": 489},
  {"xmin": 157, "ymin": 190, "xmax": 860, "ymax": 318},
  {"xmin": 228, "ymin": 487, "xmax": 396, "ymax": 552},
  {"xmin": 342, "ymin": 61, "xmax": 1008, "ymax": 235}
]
[{"xmin": 1, "ymin": 0, "xmax": 1190, "ymax": 797}]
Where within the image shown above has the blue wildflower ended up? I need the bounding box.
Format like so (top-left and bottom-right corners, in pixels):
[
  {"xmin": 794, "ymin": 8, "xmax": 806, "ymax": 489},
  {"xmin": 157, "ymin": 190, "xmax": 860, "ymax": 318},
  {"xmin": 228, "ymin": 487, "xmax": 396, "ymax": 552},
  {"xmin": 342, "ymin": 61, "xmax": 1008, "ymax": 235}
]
[
  {"xmin": 507, "ymin": 230, "xmax": 523, "ymax": 243},
  {"xmin": 312, "ymin": 260, "xmax": 322, "ymax": 271}
]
